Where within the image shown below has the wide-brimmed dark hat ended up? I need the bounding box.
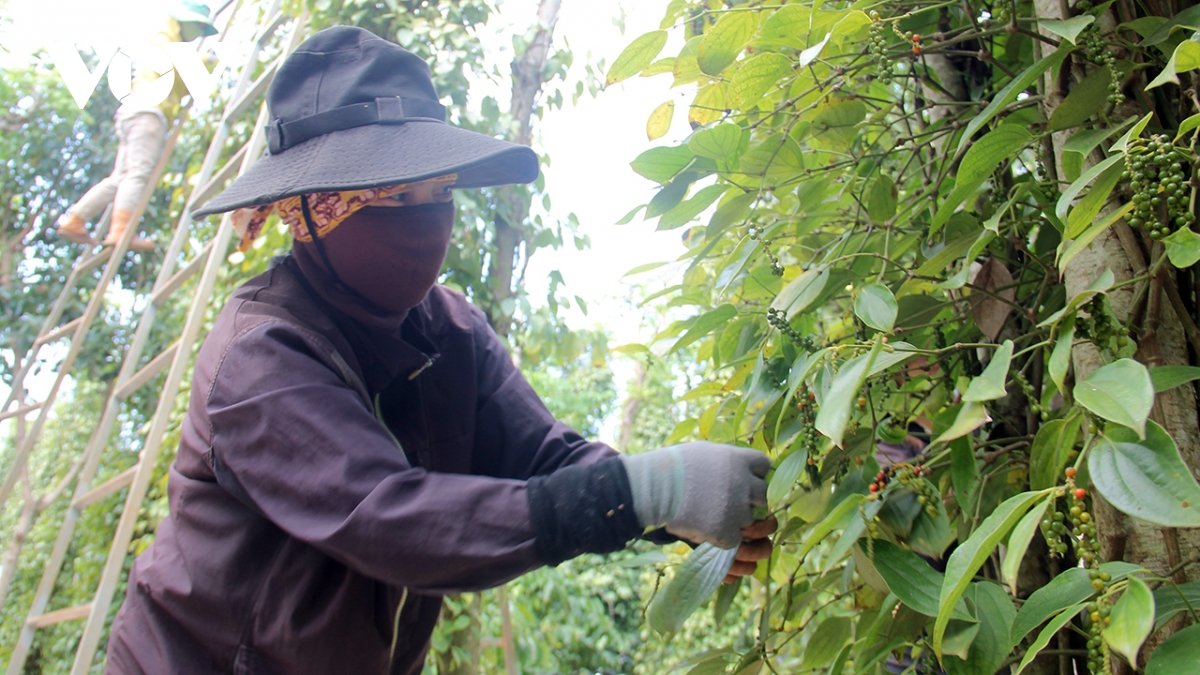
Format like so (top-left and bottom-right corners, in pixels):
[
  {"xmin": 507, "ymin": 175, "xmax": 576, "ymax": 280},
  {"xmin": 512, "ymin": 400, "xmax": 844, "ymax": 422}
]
[{"xmin": 192, "ymin": 26, "xmax": 538, "ymax": 217}]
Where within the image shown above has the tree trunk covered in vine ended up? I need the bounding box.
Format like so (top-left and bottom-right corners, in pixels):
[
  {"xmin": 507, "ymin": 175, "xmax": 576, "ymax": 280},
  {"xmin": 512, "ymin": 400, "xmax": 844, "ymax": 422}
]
[{"xmin": 1036, "ymin": 0, "xmax": 1200, "ymax": 671}]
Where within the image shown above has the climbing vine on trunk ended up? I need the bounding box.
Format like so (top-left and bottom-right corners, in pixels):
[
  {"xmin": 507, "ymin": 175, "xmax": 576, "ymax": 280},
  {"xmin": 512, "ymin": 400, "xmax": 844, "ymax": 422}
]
[{"xmin": 610, "ymin": 1, "xmax": 1200, "ymax": 673}]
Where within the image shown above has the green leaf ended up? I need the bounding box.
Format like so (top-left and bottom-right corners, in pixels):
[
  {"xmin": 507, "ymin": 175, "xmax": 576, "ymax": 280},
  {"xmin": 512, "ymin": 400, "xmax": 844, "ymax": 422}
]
[
  {"xmin": 647, "ymin": 100, "xmax": 674, "ymax": 141},
  {"xmin": 616, "ymin": 550, "xmax": 669, "ymax": 567},
  {"xmin": 767, "ymin": 448, "xmax": 808, "ymax": 507},
  {"xmin": 647, "ymin": 173, "xmax": 694, "ymax": 218},
  {"xmin": 854, "ymin": 284, "xmax": 898, "ymax": 332},
  {"xmin": 1062, "ymin": 119, "xmax": 1138, "ymax": 181},
  {"xmin": 1048, "ymin": 314, "xmax": 1075, "ymax": 394},
  {"xmin": 959, "ymin": 127, "xmax": 1034, "ymax": 190},
  {"xmin": 648, "ymin": 543, "xmax": 739, "ymax": 633},
  {"xmin": 631, "ymin": 145, "xmax": 695, "ymax": 183},
  {"xmin": 698, "ymin": 11, "xmax": 757, "ymax": 76},
  {"xmin": 607, "ymin": 30, "xmax": 669, "ymax": 86},
  {"xmin": 867, "ymin": 175, "xmax": 898, "ymax": 224},
  {"xmin": 670, "ymin": 304, "xmax": 739, "ymax": 353},
  {"xmin": 815, "ymin": 338, "xmax": 882, "ymax": 447},
  {"xmin": 738, "ymin": 133, "xmax": 805, "ymax": 178},
  {"xmin": 963, "ymin": 340, "xmax": 1013, "ymax": 402},
  {"xmin": 1058, "ymin": 202, "xmax": 1136, "ymax": 272},
  {"xmin": 772, "ymin": 267, "xmax": 829, "ymax": 318},
  {"xmin": 1145, "ymin": 624, "xmax": 1200, "ymax": 675},
  {"xmin": 795, "ymin": 494, "xmax": 865, "ymax": 562},
  {"xmin": 1090, "ymin": 420, "xmax": 1200, "ymax": 527},
  {"xmin": 1074, "ymin": 358, "xmax": 1154, "ymax": 437},
  {"xmin": 1055, "ymin": 154, "xmax": 1123, "ymax": 222},
  {"xmin": 623, "ymin": 262, "xmax": 667, "ymax": 277},
  {"xmin": 760, "ymin": 5, "xmax": 810, "ymax": 50},
  {"xmin": 1064, "ymin": 161, "xmax": 1124, "ymax": 240},
  {"xmin": 1014, "ymin": 603, "xmax": 1087, "ymax": 674},
  {"xmin": 951, "ymin": 439, "xmax": 980, "ymax": 508},
  {"xmin": 871, "ymin": 540, "xmax": 972, "ymax": 620},
  {"xmin": 958, "ymin": 46, "xmax": 1072, "ymax": 154},
  {"xmin": 1106, "ymin": 576, "xmax": 1155, "ymax": 666},
  {"xmin": 934, "ymin": 490, "xmax": 1049, "ymax": 657},
  {"xmin": 1049, "ymin": 65, "xmax": 1117, "ymax": 131},
  {"xmin": 713, "ymin": 576, "xmax": 740, "ymax": 625},
  {"xmin": 1143, "ymin": 5, "xmax": 1200, "ymax": 46},
  {"xmin": 1111, "ymin": 112, "xmax": 1155, "ymax": 153},
  {"xmin": 1150, "ymin": 365, "xmax": 1200, "ymax": 393},
  {"xmin": 727, "ymin": 53, "xmax": 793, "ymax": 110},
  {"xmin": 1012, "ymin": 563, "xmax": 1142, "ymax": 644},
  {"xmin": 660, "ymin": 184, "xmax": 730, "ymax": 230},
  {"xmin": 1038, "ymin": 16, "xmax": 1095, "ymax": 44},
  {"xmin": 689, "ymin": 124, "xmax": 745, "ymax": 164},
  {"xmin": 916, "ymin": 235, "xmax": 977, "ymax": 277},
  {"xmin": 933, "ymin": 401, "xmax": 991, "ymax": 444},
  {"xmin": 708, "ymin": 191, "xmax": 754, "ymax": 237},
  {"xmin": 1177, "ymin": 113, "xmax": 1200, "ymax": 141},
  {"xmin": 933, "ymin": 126, "xmax": 1032, "ymax": 234},
  {"xmin": 1147, "ymin": 39, "xmax": 1200, "ymax": 90},
  {"xmin": 1029, "ymin": 417, "xmax": 1081, "ymax": 491},
  {"xmin": 1037, "ymin": 268, "xmax": 1115, "ymax": 327},
  {"xmin": 1162, "ymin": 226, "xmax": 1200, "ymax": 268},
  {"xmin": 1152, "ymin": 580, "xmax": 1200, "ymax": 629},
  {"xmin": 802, "ymin": 617, "xmax": 854, "ymax": 671},
  {"xmin": 945, "ymin": 583, "xmax": 1016, "ymax": 675},
  {"xmin": 1002, "ymin": 499, "xmax": 1050, "ymax": 595}
]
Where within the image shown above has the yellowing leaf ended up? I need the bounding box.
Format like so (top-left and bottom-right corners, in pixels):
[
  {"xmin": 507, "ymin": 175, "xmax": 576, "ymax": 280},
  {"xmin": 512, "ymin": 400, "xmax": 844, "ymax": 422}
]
[
  {"xmin": 689, "ymin": 83, "xmax": 727, "ymax": 126},
  {"xmin": 646, "ymin": 100, "xmax": 674, "ymax": 141}
]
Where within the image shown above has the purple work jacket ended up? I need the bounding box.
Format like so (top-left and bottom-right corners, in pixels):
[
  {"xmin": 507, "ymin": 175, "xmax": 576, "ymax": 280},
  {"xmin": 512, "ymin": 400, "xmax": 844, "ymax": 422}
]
[{"xmin": 104, "ymin": 257, "xmax": 617, "ymax": 675}]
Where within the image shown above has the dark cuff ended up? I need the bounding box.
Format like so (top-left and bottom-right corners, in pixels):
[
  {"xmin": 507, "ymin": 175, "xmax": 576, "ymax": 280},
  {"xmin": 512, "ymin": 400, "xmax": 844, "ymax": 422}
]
[{"xmin": 526, "ymin": 456, "xmax": 642, "ymax": 566}]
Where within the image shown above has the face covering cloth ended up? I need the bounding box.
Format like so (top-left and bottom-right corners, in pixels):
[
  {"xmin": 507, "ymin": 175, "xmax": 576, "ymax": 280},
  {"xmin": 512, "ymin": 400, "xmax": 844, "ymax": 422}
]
[{"xmin": 229, "ymin": 174, "xmax": 457, "ymax": 252}]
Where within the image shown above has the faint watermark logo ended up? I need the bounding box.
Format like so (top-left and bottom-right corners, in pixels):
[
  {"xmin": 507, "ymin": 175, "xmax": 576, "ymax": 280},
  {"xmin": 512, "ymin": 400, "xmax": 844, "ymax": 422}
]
[{"xmin": 45, "ymin": 41, "xmax": 233, "ymax": 110}]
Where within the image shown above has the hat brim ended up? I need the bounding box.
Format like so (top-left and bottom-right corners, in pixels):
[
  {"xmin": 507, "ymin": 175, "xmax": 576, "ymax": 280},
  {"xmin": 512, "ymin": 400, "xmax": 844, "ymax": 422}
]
[{"xmin": 192, "ymin": 121, "xmax": 539, "ymax": 217}]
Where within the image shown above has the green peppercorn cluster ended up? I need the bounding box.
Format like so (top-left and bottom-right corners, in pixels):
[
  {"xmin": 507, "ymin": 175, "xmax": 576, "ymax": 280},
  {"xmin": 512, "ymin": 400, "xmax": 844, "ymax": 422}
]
[
  {"xmin": 767, "ymin": 307, "xmax": 816, "ymax": 349},
  {"xmin": 1081, "ymin": 25, "xmax": 1123, "ymax": 105},
  {"xmin": 1125, "ymin": 134, "xmax": 1194, "ymax": 239},
  {"xmin": 1075, "ymin": 295, "xmax": 1134, "ymax": 358},
  {"xmin": 867, "ymin": 12, "xmax": 894, "ymax": 84},
  {"xmin": 1012, "ymin": 370, "xmax": 1048, "ymax": 421},
  {"xmin": 991, "ymin": 0, "xmax": 1011, "ymax": 24},
  {"xmin": 1039, "ymin": 501, "xmax": 1072, "ymax": 558},
  {"xmin": 748, "ymin": 225, "xmax": 785, "ymax": 276},
  {"xmin": 1086, "ymin": 597, "xmax": 1114, "ymax": 675}
]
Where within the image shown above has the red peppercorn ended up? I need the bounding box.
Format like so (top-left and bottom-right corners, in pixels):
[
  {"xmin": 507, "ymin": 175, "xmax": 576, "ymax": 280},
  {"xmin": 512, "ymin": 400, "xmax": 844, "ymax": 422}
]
[
  {"xmin": 1065, "ymin": 467, "xmax": 1077, "ymax": 478},
  {"xmin": 1074, "ymin": 488, "xmax": 1087, "ymax": 499},
  {"xmin": 869, "ymin": 484, "xmax": 879, "ymax": 493}
]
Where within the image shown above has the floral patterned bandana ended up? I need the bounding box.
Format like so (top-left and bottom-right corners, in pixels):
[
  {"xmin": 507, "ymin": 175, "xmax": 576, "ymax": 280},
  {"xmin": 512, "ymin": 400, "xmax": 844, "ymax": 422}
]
[{"xmin": 231, "ymin": 174, "xmax": 457, "ymax": 252}]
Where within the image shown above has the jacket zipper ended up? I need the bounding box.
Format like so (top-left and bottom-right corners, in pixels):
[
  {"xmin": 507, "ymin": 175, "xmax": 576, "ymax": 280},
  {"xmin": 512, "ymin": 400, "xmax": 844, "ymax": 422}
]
[
  {"xmin": 374, "ymin": 393, "xmax": 410, "ymax": 667},
  {"xmin": 389, "ymin": 587, "xmax": 409, "ymax": 666}
]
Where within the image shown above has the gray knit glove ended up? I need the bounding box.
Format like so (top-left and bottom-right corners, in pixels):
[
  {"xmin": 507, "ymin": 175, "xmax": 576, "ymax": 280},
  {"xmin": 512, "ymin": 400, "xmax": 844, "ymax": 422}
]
[{"xmin": 619, "ymin": 442, "xmax": 770, "ymax": 549}]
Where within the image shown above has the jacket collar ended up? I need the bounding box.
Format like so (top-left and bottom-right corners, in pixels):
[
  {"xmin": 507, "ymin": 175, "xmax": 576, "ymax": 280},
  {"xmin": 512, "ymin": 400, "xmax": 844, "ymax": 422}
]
[{"xmin": 277, "ymin": 255, "xmax": 440, "ymax": 395}]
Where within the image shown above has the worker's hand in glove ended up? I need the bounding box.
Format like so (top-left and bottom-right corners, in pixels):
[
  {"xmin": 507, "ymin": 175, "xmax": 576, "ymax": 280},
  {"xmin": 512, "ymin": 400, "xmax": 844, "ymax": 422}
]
[{"xmin": 619, "ymin": 441, "xmax": 771, "ymax": 550}]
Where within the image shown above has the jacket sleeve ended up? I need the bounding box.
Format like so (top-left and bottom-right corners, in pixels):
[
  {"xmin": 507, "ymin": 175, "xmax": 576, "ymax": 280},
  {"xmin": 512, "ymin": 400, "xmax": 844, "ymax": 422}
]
[
  {"xmin": 467, "ymin": 307, "xmax": 619, "ymax": 480},
  {"xmin": 206, "ymin": 320, "xmax": 551, "ymax": 594}
]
